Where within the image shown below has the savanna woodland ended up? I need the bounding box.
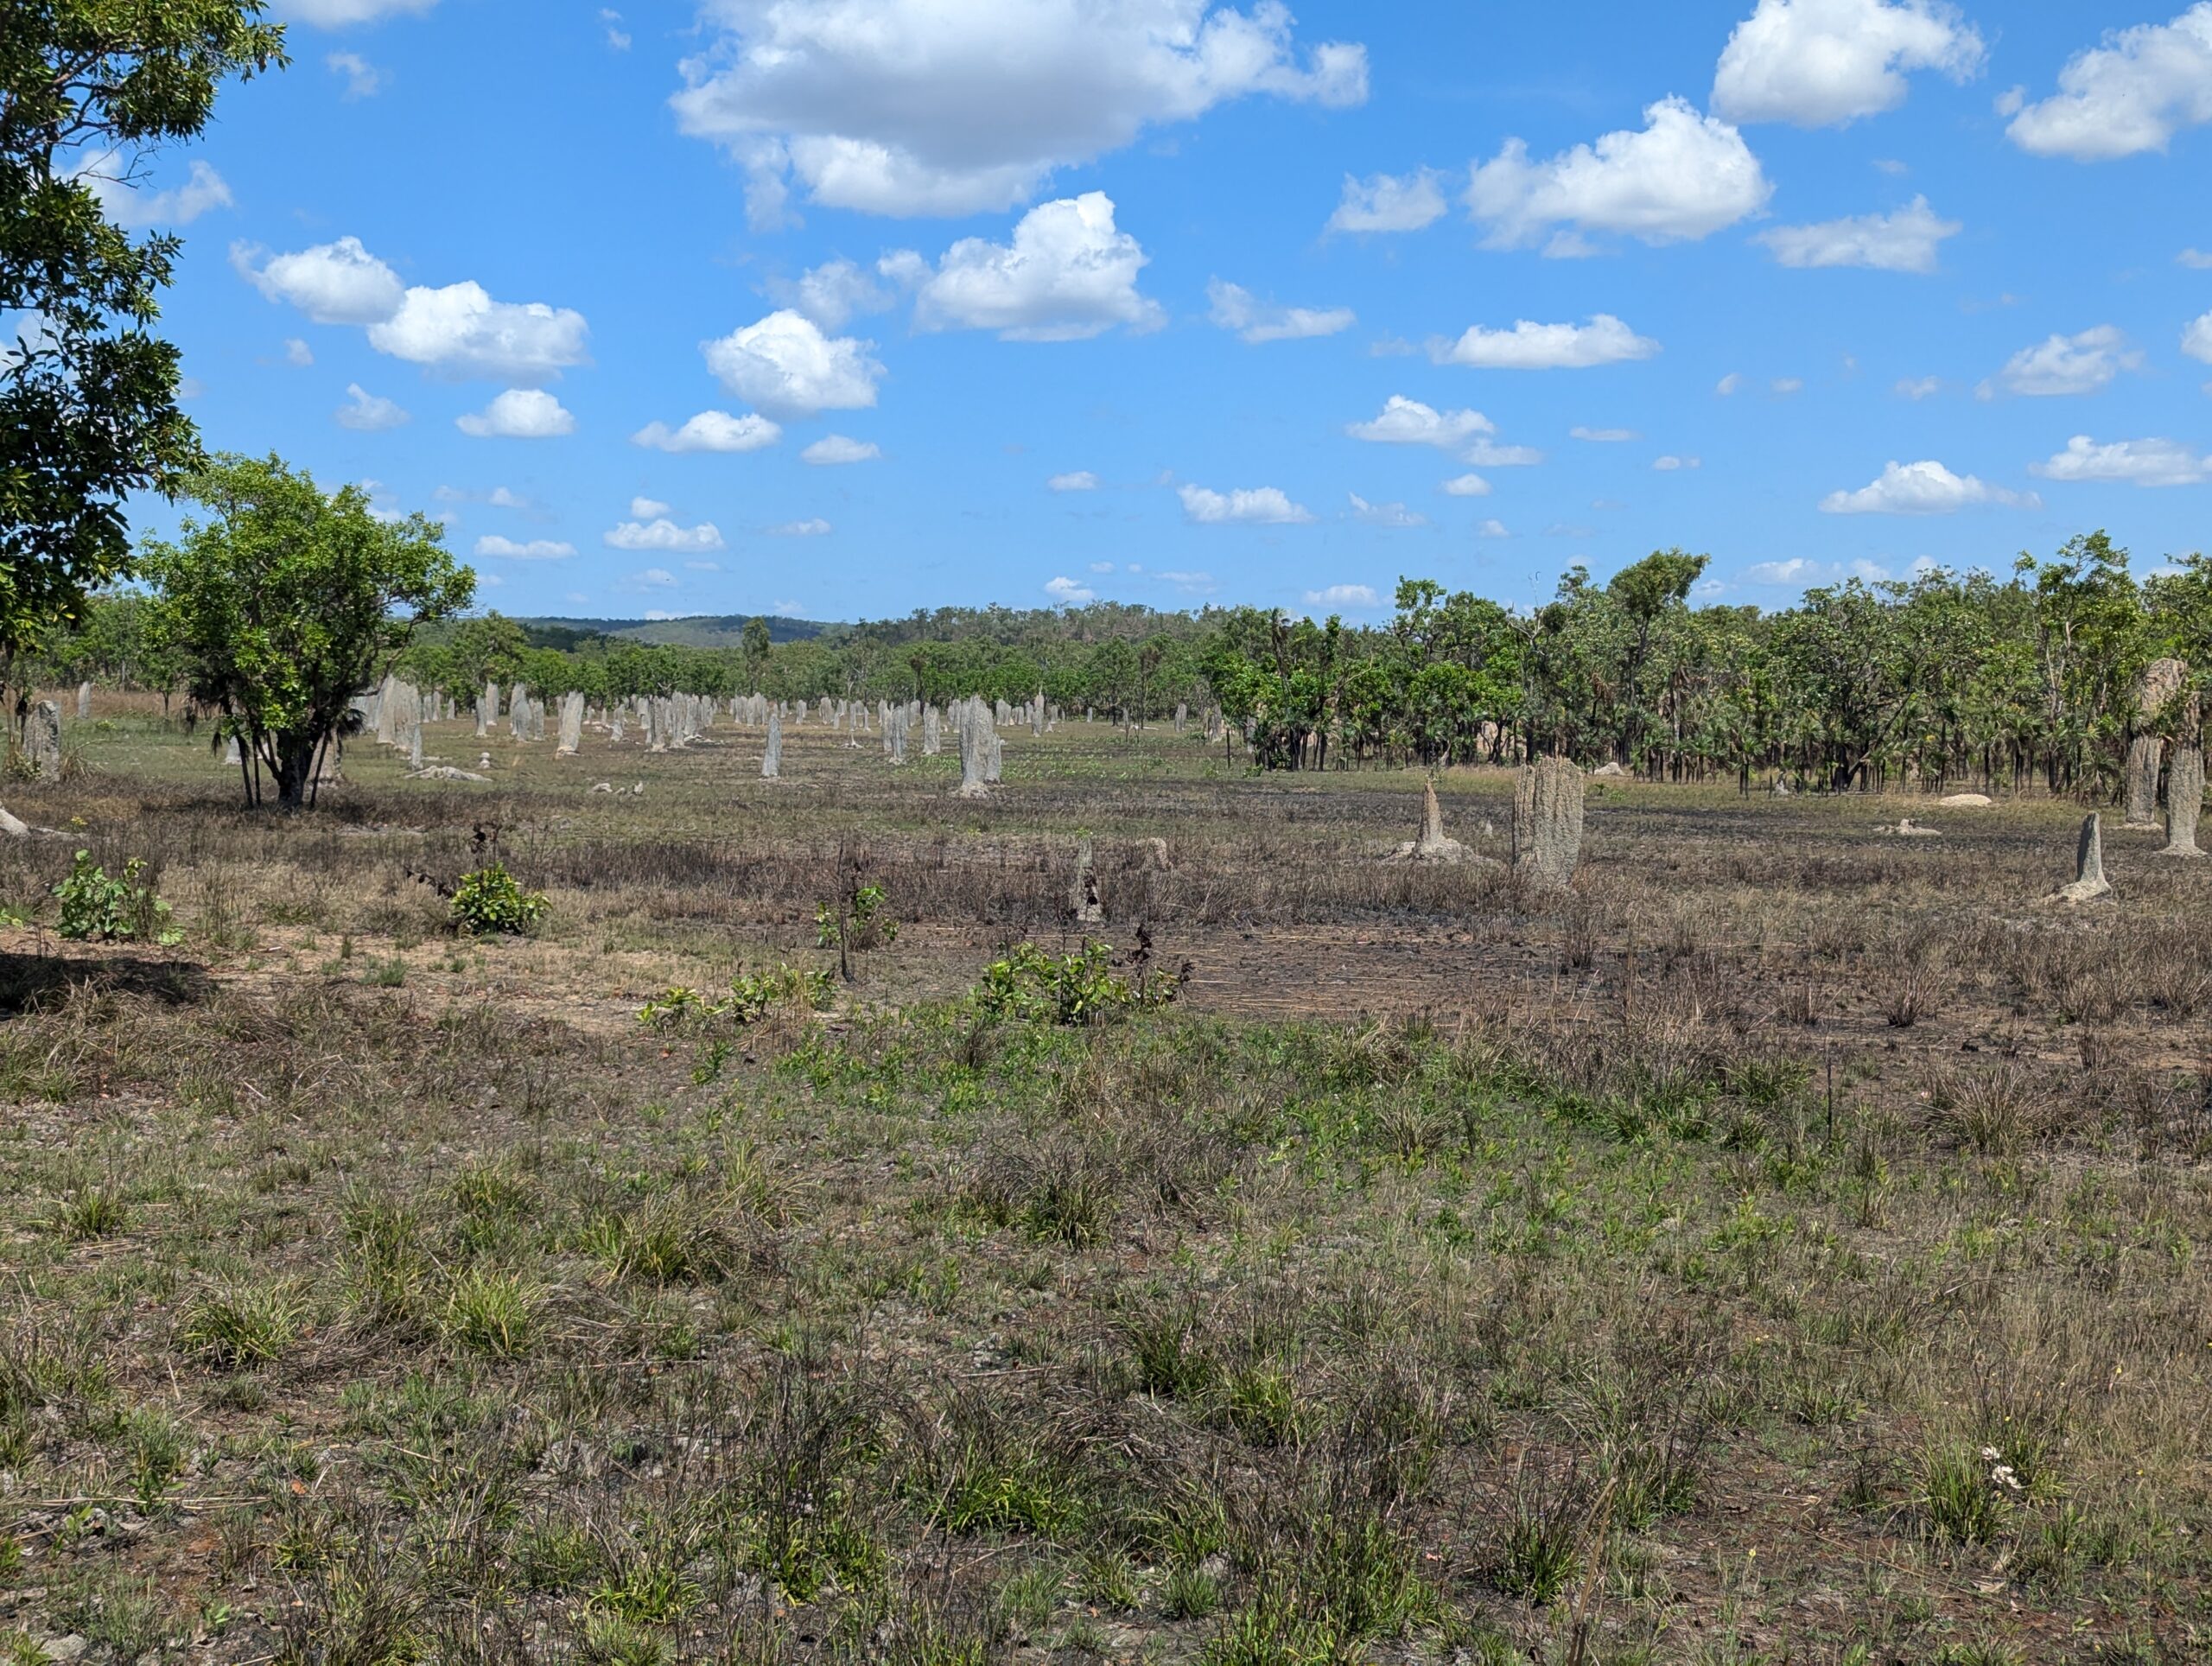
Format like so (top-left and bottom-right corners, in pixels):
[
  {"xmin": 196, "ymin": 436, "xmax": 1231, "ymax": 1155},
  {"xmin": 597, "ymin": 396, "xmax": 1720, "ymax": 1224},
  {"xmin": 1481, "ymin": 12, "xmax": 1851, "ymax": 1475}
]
[{"xmin": 4, "ymin": 7, "xmax": 2212, "ymax": 1666}]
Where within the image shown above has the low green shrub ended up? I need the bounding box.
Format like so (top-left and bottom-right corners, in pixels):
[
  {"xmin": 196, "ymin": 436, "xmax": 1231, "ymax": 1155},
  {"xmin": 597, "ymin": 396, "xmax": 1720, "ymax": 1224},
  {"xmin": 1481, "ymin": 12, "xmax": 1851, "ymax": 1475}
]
[{"xmin": 448, "ymin": 862, "xmax": 545, "ymax": 936}]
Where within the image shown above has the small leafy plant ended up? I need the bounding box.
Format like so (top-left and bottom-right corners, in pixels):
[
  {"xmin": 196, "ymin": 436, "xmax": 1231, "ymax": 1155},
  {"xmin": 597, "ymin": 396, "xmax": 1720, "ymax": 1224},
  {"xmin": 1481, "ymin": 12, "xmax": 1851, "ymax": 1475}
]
[
  {"xmin": 972, "ymin": 938, "xmax": 1181, "ymax": 1027},
  {"xmin": 817, "ymin": 881, "xmax": 897, "ymax": 951},
  {"xmin": 448, "ymin": 862, "xmax": 546, "ymax": 936},
  {"xmin": 54, "ymin": 849, "xmax": 179, "ymax": 943},
  {"xmin": 637, "ymin": 963, "xmax": 835, "ymax": 1031}
]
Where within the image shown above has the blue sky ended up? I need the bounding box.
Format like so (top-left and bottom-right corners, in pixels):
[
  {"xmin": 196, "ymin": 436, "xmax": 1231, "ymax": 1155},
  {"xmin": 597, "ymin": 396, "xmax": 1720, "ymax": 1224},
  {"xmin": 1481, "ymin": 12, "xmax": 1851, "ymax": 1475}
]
[{"xmin": 99, "ymin": 0, "xmax": 2212, "ymax": 622}]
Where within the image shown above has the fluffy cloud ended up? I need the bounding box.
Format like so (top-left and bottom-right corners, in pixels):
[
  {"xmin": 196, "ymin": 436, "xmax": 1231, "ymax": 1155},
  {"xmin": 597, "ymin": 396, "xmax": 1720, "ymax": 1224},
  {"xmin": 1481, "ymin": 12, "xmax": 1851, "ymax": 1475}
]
[
  {"xmin": 86, "ymin": 157, "xmax": 232, "ymax": 228},
  {"xmin": 455, "ymin": 388, "xmax": 575, "ymax": 438},
  {"xmin": 671, "ymin": 0, "xmax": 1367, "ymax": 219},
  {"xmin": 1179, "ymin": 484, "xmax": 1313, "ymax": 525},
  {"xmin": 605, "ymin": 517, "xmax": 726, "ymax": 552},
  {"xmin": 283, "ymin": 0, "xmax": 438, "ymax": 23},
  {"xmin": 632, "ymin": 410, "xmax": 783, "ymax": 453},
  {"xmin": 1348, "ymin": 493, "xmax": 1427, "ymax": 527},
  {"xmin": 327, "ymin": 52, "xmax": 381, "ymax": 98},
  {"xmin": 1048, "ymin": 470, "xmax": 1100, "ymax": 491},
  {"xmin": 239, "ymin": 237, "xmax": 589, "ymax": 382},
  {"xmin": 2185, "ymin": 310, "xmax": 2212, "ymax": 362},
  {"xmin": 2004, "ymin": 5, "xmax": 2212, "ymax": 160},
  {"xmin": 1046, "ymin": 575, "xmax": 1096, "ymax": 603},
  {"xmin": 1465, "ymin": 440, "xmax": 1545, "ymax": 466},
  {"xmin": 1346, "ymin": 394, "xmax": 1493, "ymax": 450},
  {"xmin": 1306, "ymin": 583, "xmax": 1381, "ymax": 607},
  {"xmin": 1755, "ymin": 195, "xmax": 1960, "ymax": 271},
  {"xmin": 906, "ymin": 193, "xmax": 1161, "ymax": 340},
  {"xmin": 283, "ymin": 337, "xmax": 315, "ymax": 367},
  {"xmin": 1570, "ymin": 425, "xmax": 1638, "ymax": 442},
  {"xmin": 801, "ymin": 434, "xmax": 880, "ymax": 464},
  {"xmin": 766, "ymin": 518, "xmax": 834, "ymax": 536},
  {"xmin": 335, "ymin": 383, "xmax": 408, "ymax": 431},
  {"xmin": 368, "ymin": 282, "xmax": 589, "ymax": 382},
  {"xmin": 630, "ymin": 496, "xmax": 670, "ymax": 517},
  {"xmin": 769, "ymin": 258, "xmax": 895, "ymax": 331},
  {"xmin": 1325, "ymin": 169, "xmax": 1447, "ymax": 233},
  {"xmin": 2031, "ymin": 435, "xmax": 2211, "ymax": 486},
  {"xmin": 474, "ymin": 534, "xmax": 575, "ymax": 559},
  {"xmin": 1985, "ymin": 326, "xmax": 2139, "ymax": 397},
  {"xmin": 1819, "ymin": 459, "xmax": 2037, "ymax": 513},
  {"xmin": 1465, "ymin": 98, "xmax": 1770, "ymax": 252},
  {"xmin": 1476, "ymin": 518, "xmax": 1510, "ymax": 537},
  {"xmin": 1206, "ymin": 280, "xmax": 1354, "ymax": 343},
  {"xmin": 1653, "ymin": 455, "xmax": 1701, "ymax": 470},
  {"xmin": 703, "ymin": 310, "xmax": 882, "ymax": 415},
  {"xmin": 1713, "ymin": 0, "xmax": 1986, "ymax": 127},
  {"xmin": 1432, "ymin": 314, "xmax": 1659, "ymax": 370},
  {"xmin": 1440, "ymin": 474, "xmax": 1492, "ymax": 497},
  {"xmin": 236, "ymin": 236, "xmax": 404, "ymax": 324}
]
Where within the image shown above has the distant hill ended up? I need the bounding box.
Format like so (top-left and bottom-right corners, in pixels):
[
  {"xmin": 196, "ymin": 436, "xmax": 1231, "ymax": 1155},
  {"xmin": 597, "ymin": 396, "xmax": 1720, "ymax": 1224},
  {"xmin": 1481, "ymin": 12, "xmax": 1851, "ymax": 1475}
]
[{"xmin": 513, "ymin": 614, "xmax": 841, "ymax": 649}]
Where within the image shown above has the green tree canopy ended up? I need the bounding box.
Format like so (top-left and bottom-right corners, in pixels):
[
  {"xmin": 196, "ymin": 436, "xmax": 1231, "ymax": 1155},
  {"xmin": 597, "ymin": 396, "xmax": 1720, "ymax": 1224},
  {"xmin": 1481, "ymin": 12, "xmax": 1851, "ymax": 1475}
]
[
  {"xmin": 1, "ymin": 1, "xmax": 285, "ymax": 667},
  {"xmin": 140, "ymin": 454, "xmax": 472, "ymax": 808}
]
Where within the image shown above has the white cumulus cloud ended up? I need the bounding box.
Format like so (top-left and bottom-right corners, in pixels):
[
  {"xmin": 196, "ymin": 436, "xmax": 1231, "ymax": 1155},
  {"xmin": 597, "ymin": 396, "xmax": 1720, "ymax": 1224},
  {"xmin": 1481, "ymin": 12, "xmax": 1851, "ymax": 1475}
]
[
  {"xmin": 2184, "ymin": 310, "xmax": 2212, "ymax": 362},
  {"xmin": 769, "ymin": 258, "xmax": 895, "ymax": 331},
  {"xmin": 236, "ymin": 235, "xmax": 404, "ymax": 324},
  {"xmin": 703, "ymin": 309, "xmax": 882, "ymax": 415},
  {"xmin": 1046, "ymin": 575, "xmax": 1096, "ymax": 603},
  {"xmin": 283, "ymin": 0, "xmax": 438, "ymax": 24},
  {"xmin": 670, "ymin": 0, "xmax": 1368, "ymax": 220},
  {"xmin": 1206, "ymin": 279, "xmax": 1353, "ymax": 343},
  {"xmin": 2005, "ymin": 5, "xmax": 2212, "ymax": 160},
  {"xmin": 906, "ymin": 192, "xmax": 1162, "ymax": 340},
  {"xmin": 1819, "ymin": 459, "xmax": 2037, "ymax": 513},
  {"xmin": 283, "ymin": 337, "xmax": 314, "ymax": 367},
  {"xmin": 1756, "ymin": 195, "xmax": 1960, "ymax": 271},
  {"xmin": 1653, "ymin": 455, "xmax": 1701, "ymax": 470},
  {"xmin": 2031, "ymin": 435, "xmax": 2211, "ymax": 486},
  {"xmin": 1325, "ymin": 169, "xmax": 1447, "ymax": 233},
  {"xmin": 1476, "ymin": 518, "xmax": 1510, "ymax": 537},
  {"xmin": 474, "ymin": 535, "xmax": 575, "ymax": 560},
  {"xmin": 606, "ymin": 518, "xmax": 726, "ymax": 552},
  {"xmin": 368, "ymin": 282, "xmax": 589, "ymax": 383},
  {"xmin": 455, "ymin": 388, "xmax": 574, "ymax": 438},
  {"xmin": 802, "ymin": 434, "xmax": 880, "ymax": 464},
  {"xmin": 1985, "ymin": 325, "xmax": 2139, "ymax": 397},
  {"xmin": 1179, "ymin": 484, "xmax": 1313, "ymax": 525},
  {"xmin": 1465, "ymin": 440, "xmax": 1545, "ymax": 466},
  {"xmin": 1048, "ymin": 470, "xmax": 1100, "ymax": 492},
  {"xmin": 1348, "ymin": 493, "xmax": 1426, "ymax": 527},
  {"xmin": 1346, "ymin": 394, "xmax": 1494, "ymax": 450},
  {"xmin": 1432, "ymin": 314, "xmax": 1659, "ymax": 370},
  {"xmin": 86, "ymin": 157, "xmax": 233, "ymax": 228},
  {"xmin": 1306, "ymin": 583, "xmax": 1381, "ymax": 607},
  {"xmin": 335, "ymin": 383, "xmax": 408, "ymax": 431},
  {"xmin": 632, "ymin": 410, "xmax": 783, "ymax": 453},
  {"xmin": 327, "ymin": 52, "xmax": 381, "ymax": 98},
  {"xmin": 1713, "ymin": 0, "xmax": 1986, "ymax": 127},
  {"xmin": 1440, "ymin": 474, "xmax": 1492, "ymax": 497},
  {"xmin": 1465, "ymin": 97, "xmax": 1771, "ymax": 252},
  {"xmin": 630, "ymin": 497, "xmax": 670, "ymax": 518}
]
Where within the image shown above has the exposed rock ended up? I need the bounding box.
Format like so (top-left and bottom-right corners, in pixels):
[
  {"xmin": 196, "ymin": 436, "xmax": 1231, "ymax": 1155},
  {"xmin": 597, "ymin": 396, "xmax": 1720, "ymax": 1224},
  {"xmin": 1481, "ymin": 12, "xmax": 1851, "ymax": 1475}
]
[
  {"xmin": 1512, "ymin": 756, "xmax": 1584, "ymax": 890},
  {"xmin": 2042, "ymin": 812, "xmax": 2113, "ymax": 905},
  {"xmin": 590, "ymin": 781, "xmax": 614, "ymax": 793},
  {"xmin": 0, "ymin": 806, "xmax": 27, "ymax": 838},
  {"xmin": 1592, "ymin": 760, "xmax": 1629, "ymax": 778},
  {"xmin": 408, "ymin": 765, "xmax": 490, "ymax": 783},
  {"xmin": 1880, "ymin": 818, "xmax": 1941, "ymax": 837},
  {"xmin": 1938, "ymin": 792, "xmax": 1993, "ymax": 807}
]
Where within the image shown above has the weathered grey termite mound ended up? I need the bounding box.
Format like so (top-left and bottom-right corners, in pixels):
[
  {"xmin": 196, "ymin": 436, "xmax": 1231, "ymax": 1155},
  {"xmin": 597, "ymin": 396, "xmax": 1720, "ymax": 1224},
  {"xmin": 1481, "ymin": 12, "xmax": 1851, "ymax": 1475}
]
[
  {"xmin": 1512, "ymin": 756, "xmax": 1583, "ymax": 889},
  {"xmin": 2042, "ymin": 812, "xmax": 2112, "ymax": 905},
  {"xmin": 2124, "ymin": 658, "xmax": 2188, "ymax": 828},
  {"xmin": 956, "ymin": 698, "xmax": 994, "ymax": 799},
  {"xmin": 1389, "ymin": 779, "xmax": 1471, "ymax": 863},
  {"xmin": 1071, "ymin": 837, "xmax": 1104, "ymax": 925},
  {"xmin": 761, "ymin": 713, "xmax": 782, "ymax": 779},
  {"xmin": 2162, "ymin": 742, "xmax": 2205, "ymax": 857}
]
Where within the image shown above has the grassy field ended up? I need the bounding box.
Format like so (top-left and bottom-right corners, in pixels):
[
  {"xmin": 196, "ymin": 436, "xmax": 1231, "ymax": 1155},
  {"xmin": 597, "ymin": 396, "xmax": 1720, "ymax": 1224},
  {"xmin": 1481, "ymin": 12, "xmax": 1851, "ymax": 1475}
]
[{"xmin": 0, "ymin": 700, "xmax": 2207, "ymax": 1665}]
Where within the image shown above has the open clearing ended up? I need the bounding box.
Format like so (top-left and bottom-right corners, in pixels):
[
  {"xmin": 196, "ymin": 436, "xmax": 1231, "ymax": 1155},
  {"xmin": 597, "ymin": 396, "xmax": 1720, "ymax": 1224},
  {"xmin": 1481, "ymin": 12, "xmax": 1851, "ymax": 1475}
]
[{"xmin": 1, "ymin": 703, "xmax": 2207, "ymax": 1666}]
